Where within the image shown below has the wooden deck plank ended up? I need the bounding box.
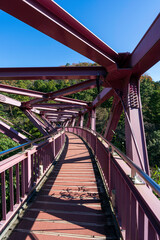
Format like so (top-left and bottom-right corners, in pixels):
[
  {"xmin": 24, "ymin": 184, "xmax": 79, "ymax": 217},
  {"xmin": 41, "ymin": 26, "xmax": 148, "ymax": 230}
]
[{"xmin": 8, "ymin": 132, "xmax": 118, "ymax": 240}]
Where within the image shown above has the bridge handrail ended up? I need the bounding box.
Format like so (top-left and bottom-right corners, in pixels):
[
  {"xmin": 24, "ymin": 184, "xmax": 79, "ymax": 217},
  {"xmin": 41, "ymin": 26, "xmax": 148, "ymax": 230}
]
[
  {"xmin": 0, "ymin": 129, "xmax": 62, "ymax": 158},
  {"xmin": 66, "ymin": 127, "xmax": 160, "ymax": 239},
  {"xmin": 68, "ymin": 127, "xmax": 160, "ymax": 197},
  {"xmin": 83, "ymin": 127, "xmax": 160, "ymax": 197},
  {"xmin": 0, "ymin": 128, "xmax": 65, "ymax": 235}
]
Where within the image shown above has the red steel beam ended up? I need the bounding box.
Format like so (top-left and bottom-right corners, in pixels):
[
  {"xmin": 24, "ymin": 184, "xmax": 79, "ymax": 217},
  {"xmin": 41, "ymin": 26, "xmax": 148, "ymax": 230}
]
[
  {"xmin": 26, "ymin": 79, "xmax": 97, "ymax": 105},
  {"xmin": 32, "ymin": 103, "xmax": 85, "ymax": 109},
  {"xmin": 0, "ymin": 66, "xmax": 107, "ymax": 80},
  {"xmin": 92, "ymin": 87, "xmax": 113, "ymax": 108},
  {"xmin": 23, "ymin": 110, "xmax": 48, "ymax": 135},
  {"xmin": 42, "ymin": 110, "xmax": 79, "ymax": 114},
  {"xmin": 49, "ymin": 79, "xmax": 98, "ymax": 98},
  {"xmin": 54, "ymin": 96, "xmax": 88, "ymax": 106},
  {"xmin": 0, "ymin": 93, "xmax": 40, "ymax": 114},
  {"xmin": 0, "ymin": 120, "xmax": 29, "ymax": 144},
  {"xmin": 44, "ymin": 112, "xmax": 75, "ymax": 116},
  {"xmin": 0, "ymin": 116, "xmax": 35, "ymax": 138},
  {"xmin": 0, "ymin": 84, "xmax": 88, "ymax": 106},
  {"xmin": 0, "ymin": 0, "xmax": 118, "ymax": 71},
  {"xmin": 0, "ymin": 84, "xmax": 44, "ymax": 98},
  {"xmin": 47, "ymin": 116, "xmax": 68, "ymax": 119},
  {"xmin": 130, "ymin": 13, "xmax": 160, "ymax": 75},
  {"xmin": 104, "ymin": 100, "xmax": 123, "ymax": 141},
  {"xmin": 0, "ymin": 94, "xmax": 21, "ymax": 107}
]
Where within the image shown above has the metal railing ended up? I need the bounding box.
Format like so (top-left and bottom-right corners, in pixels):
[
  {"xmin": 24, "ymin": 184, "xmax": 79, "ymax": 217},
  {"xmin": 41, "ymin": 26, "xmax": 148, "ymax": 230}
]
[
  {"xmin": 0, "ymin": 128, "xmax": 63, "ymax": 158},
  {"xmin": 87, "ymin": 128, "xmax": 160, "ymax": 197},
  {"xmin": 0, "ymin": 129, "xmax": 65, "ymax": 234},
  {"xmin": 66, "ymin": 127, "xmax": 160, "ymax": 240}
]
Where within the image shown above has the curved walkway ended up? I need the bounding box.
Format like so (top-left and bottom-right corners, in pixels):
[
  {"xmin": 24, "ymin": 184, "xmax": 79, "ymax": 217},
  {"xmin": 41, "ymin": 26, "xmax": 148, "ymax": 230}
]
[{"xmin": 8, "ymin": 133, "xmax": 119, "ymax": 240}]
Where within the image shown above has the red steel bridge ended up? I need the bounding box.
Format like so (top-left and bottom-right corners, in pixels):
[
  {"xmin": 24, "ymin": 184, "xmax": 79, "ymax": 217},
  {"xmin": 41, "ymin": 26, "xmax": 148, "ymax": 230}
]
[{"xmin": 0, "ymin": 1, "xmax": 160, "ymax": 239}]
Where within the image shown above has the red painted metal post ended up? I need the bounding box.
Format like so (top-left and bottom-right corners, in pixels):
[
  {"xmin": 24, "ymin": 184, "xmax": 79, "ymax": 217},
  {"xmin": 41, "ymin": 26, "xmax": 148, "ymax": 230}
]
[
  {"xmin": 91, "ymin": 108, "xmax": 96, "ymax": 131},
  {"xmin": 80, "ymin": 114, "xmax": 84, "ymax": 127},
  {"xmin": 21, "ymin": 160, "xmax": 25, "ymax": 198},
  {"xmin": 86, "ymin": 111, "xmax": 91, "ymax": 128},
  {"xmin": 76, "ymin": 116, "xmax": 81, "ymax": 127},
  {"xmin": 108, "ymin": 151, "xmax": 111, "ymax": 196},
  {"xmin": 72, "ymin": 118, "xmax": 76, "ymax": 127},
  {"xmin": 16, "ymin": 163, "xmax": 20, "ymax": 204},
  {"xmin": 26, "ymin": 150, "xmax": 32, "ymax": 192},
  {"xmin": 1, "ymin": 172, "xmax": 6, "ymax": 220},
  {"xmin": 124, "ymin": 77, "xmax": 150, "ymax": 175},
  {"xmin": 9, "ymin": 167, "xmax": 14, "ymax": 211}
]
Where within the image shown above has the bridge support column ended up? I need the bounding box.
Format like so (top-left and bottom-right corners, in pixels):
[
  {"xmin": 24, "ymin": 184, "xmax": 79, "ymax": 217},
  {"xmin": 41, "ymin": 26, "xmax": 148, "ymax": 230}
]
[
  {"xmin": 104, "ymin": 97, "xmax": 123, "ymax": 141},
  {"xmin": 26, "ymin": 150, "xmax": 32, "ymax": 192},
  {"xmin": 91, "ymin": 108, "xmax": 96, "ymax": 131},
  {"xmin": 86, "ymin": 111, "xmax": 91, "ymax": 128},
  {"xmin": 65, "ymin": 120, "xmax": 69, "ymax": 127},
  {"xmin": 80, "ymin": 114, "xmax": 84, "ymax": 127},
  {"xmin": 76, "ymin": 116, "xmax": 81, "ymax": 126},
  {"xmin": 72, "ymin": 118, "xmax": 76, "ymax": 127},
  {"xmin": 123, "ymin": 76, "xmax": 150, "ymax": 175}
]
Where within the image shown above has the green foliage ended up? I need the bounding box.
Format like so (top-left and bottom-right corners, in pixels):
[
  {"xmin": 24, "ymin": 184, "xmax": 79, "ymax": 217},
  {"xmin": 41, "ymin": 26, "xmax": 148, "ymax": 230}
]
[
  {"xmin": 112, "ymin": 112, "xmax": 125, "ymax": 153},
  {"xmin": 0, "ymin": 63, "xmax": 159, "ymax": 188},
  {"xmin": 151, "ymin": 165, "xmax": 160, "ymax": 185},
  {"xmin": 148, "ymin": 130, "xmax": 160, "ymax": 167},
  {"xmin": 140, "ymin": 76, "xmax": 160, "ymax": 167},
  {"xmin": 151, "ymin": 166, "xmax": 160, "ymax": 198},
  {"xmin": 0, "ymin": 133, "xmax": 18, "ymax": 152},
  {"xmin": 96, "ymin": 107, "xmax": 109, "ymax": 134}
]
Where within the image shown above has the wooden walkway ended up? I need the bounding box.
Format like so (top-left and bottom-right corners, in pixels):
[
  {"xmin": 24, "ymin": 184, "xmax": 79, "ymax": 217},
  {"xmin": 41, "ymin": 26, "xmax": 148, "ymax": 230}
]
[{"xmin": 8, "ymin": 133, "xmax": 120, "ymax": 240}]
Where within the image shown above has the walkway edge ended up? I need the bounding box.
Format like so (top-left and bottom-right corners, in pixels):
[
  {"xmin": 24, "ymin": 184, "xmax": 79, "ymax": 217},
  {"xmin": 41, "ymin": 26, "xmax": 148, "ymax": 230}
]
[{"xmin": 1, "ymin": 136, "xmax": 67, "ymax": 240}]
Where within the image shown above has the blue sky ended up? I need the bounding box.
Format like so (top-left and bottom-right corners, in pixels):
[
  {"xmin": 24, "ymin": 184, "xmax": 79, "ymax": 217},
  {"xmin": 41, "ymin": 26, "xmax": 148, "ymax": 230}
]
[{"xmin": 0, "ymin": 0, "xmax": 159, "ymax": 81}]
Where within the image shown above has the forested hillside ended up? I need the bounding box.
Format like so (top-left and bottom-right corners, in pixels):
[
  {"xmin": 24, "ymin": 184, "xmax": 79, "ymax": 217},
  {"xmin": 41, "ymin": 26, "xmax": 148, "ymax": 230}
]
[{"xmin": 0, "ymin": 64, "xmax": 159, "ymax": 183}]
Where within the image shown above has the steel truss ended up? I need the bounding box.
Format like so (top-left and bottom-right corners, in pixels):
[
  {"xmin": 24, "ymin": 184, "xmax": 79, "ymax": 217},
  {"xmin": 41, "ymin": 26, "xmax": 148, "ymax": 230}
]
[{"xmin": 0, "ymin": 0, "xmax": 160, "ymax": 176}]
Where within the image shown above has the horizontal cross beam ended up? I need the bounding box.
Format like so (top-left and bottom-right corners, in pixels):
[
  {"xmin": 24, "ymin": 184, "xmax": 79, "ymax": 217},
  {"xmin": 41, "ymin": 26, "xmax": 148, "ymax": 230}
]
[
  {"xmin": 25, "ymin": 79, "xmax": 98, "ymax": 106},
  {"xmin": 0, "ymin": 0, "xmax": 118, "ymax": 71},
  {"xmin": 42, "ymin": 110, "xmax": 79, "ymax": 114},
  {"xmin": 0, "ymin": 84, "xmax": 44, "ymax": 98},
  {"xmin": 32, "ymin": 103, "xmax": 86, "ymax": 109},
  {"xmin": 54, "ymin": 96, "xmax": 88, "ymax": 106},
  {"xmin": 0, "ymin": 85, "xmax": 88, "ymax": 106},
  {"xmin": 0, "ymin": 66, "xmax": 107, "ymax": 80}
]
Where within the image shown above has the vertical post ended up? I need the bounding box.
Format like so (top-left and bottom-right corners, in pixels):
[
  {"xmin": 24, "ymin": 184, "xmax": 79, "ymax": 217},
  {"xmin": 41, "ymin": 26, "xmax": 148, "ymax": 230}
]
[
  {"xmin": 76, "ymin": 116, "xmax": 81, "ymax": 126},
  {"xmin": 72, "ymin": 118, "xmax": 76, "ymax": 127},
  {"xmin": 21, "ymin": 160, "xmax": 25, "ymax": 198},
  {"xmin": 91, "ymin": 108, "xmax": 96, "ymax": 131},
  {"xmin": 80, "ymin": 114, "xmax": 84, "ymax": 127},
  {"xmin": 53, "ymin": 138, "xmax": 55, "ymax": 159},
  {"xmin": 65, "ymin": 120, "xmax": 69, "ymax": 127},
  {"xmin": 108, "ymin": 151, "xmax": 111, "ymax": 196},
  {"xmin": 9, "ymin": 167, "xmax": 14, "ymax": 211},
  {"xmin": 26, "ymin": 150, "xmax": 32, "ymax": 192},
  {"xmin": 1, "ymin": 172, "xmax": 6, "ymax": 220},
  {"xmin": 124, "ymin": 76, "xmax": 150, "ymax": 175},
  {"xmin": 16, "ymin": 163, "xmax": 20, "ymax": 204},
  {"xmin": 86, "ymin": 111, "xmax": 91, "ymax": 128}
]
